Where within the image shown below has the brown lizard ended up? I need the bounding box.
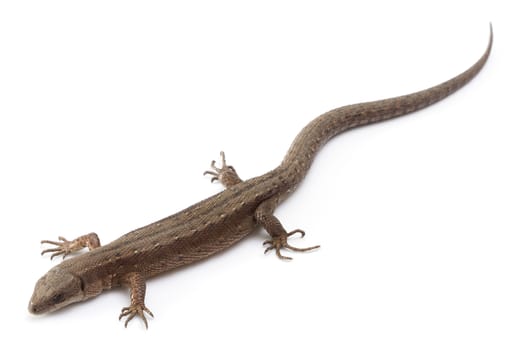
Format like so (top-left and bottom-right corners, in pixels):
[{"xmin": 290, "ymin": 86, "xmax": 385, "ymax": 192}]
[{"xmin": 28, "ymin": 25, "xmax": 493, "ymax": 328}]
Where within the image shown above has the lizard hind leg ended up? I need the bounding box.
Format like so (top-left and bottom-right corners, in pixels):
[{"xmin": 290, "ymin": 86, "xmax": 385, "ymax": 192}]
[
  {"xmin": 255, "ymin": 199, "xmax": 320, "ymax": 260},
  {"xmin": 203, "ymin": 151, "xmax": 242, "ymax": 188}
]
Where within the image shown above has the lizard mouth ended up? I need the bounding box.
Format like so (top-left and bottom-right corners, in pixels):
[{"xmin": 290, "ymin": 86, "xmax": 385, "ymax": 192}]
[
  {"xmin": 28, "ymin": 294, "xmax": 67, "ymax": 315},
  {"xmin": 28, "ymin": 300, "xmax": 45, "ymax": 314}
]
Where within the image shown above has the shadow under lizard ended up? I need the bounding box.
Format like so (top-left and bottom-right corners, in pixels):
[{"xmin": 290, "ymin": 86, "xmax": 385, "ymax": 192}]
[{"xmin": 28, "ymin": 26, "xmax": 493, "ymax": 328}]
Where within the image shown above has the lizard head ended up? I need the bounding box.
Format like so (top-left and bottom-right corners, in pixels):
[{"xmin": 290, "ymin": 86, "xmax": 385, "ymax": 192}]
[{"xmin": 28, "ymin": 267, "xmax": 85, "ymax": 314}]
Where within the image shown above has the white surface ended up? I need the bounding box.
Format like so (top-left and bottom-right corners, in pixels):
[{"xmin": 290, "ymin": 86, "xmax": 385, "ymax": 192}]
[{"xmin": 1, "ymin": 1, "xmax": 524, "ymax": 349}]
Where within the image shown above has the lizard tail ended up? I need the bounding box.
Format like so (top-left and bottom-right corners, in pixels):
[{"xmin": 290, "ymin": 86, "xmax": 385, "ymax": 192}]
[{"xmin": 279, "ymin": 24, "xmax": 493, "ymax": 186}]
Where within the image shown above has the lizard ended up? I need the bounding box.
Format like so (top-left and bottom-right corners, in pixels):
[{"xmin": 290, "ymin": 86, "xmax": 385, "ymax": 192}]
[{"xmin": 28, "ymin": 25, "xmax": 493, "ymax": 328}]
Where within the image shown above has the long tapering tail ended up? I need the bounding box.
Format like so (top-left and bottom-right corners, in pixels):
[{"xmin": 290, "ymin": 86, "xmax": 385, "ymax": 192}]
[{"xmin": 279, "ymin": 25, "xmax": 493, "ymax": 186}]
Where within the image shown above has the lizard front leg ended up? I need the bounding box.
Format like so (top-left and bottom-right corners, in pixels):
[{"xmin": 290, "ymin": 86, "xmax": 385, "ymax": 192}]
[
  {"xmin": 119, "ymin": 272, "xmax": 154, "ymax": 329},
  {"xmin": 203, "ymin": 151, "xmax": 242, "ymax": 188},
  {"xmin": 255, "ymin": 198, "xmax": 320, "ymax": 260},
  {"xmin": 41, "ymin": 232, "xmax": 100, "ymax": 259}
]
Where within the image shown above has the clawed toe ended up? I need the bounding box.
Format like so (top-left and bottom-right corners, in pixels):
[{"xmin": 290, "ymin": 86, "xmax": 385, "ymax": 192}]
[
  {"xmin": 203, "ymin": 154, "xmax": 224, "ymax": 182},
  {"xmin": 40, "ymin": 236, "xmax": 74, "ymax": 260},
  {"xmin": 119, "ymin": 304, "xmax": 154, "ymax": 329},
  {"xmin": 263, "ymin": 229, "xmax": 320, "ymax": 260},
  {"xmin": 203, "ymin": 151, "xmax": 241, "ymax": 188},
  {"xmin": 40, "ymin": 233, "xmax": 100, "ymax": 260}
]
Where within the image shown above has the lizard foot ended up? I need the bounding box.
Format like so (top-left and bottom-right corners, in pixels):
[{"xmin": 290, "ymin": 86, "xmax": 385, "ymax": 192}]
[
  {"xmin": 40, "ymin": 233, "xmax": 100, "ymax": 260},
  {"xmin": 41, "ymin": 236, "xmax": 75, "ymax": 259},
  {"xmin": 263, "ymin": 229, "xmax": 320, "ymax": 260},
  {"xmin": 203, "ymin": 151, "xmax": 241, "ymax": 187},
  {"xmin": 119, "ymin": 303, "xmax": 154, "ymax": 329}
]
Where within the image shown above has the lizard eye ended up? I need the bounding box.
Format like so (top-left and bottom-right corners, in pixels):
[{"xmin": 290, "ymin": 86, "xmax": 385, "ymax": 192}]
[{"xmin": 52, "ymin": 293, "xmax": 65, "ymax": 304}]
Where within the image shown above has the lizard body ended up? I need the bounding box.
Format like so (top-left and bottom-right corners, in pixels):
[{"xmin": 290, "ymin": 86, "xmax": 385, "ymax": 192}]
[{"xmin": 29, "ymin": 26, "xmax": 493, "ymax": 328}]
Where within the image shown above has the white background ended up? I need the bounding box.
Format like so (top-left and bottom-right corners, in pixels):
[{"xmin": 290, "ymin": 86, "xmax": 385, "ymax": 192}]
[{"xmin": 1, "ymin": 1, "xmax": 523, "ymax": 349}]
